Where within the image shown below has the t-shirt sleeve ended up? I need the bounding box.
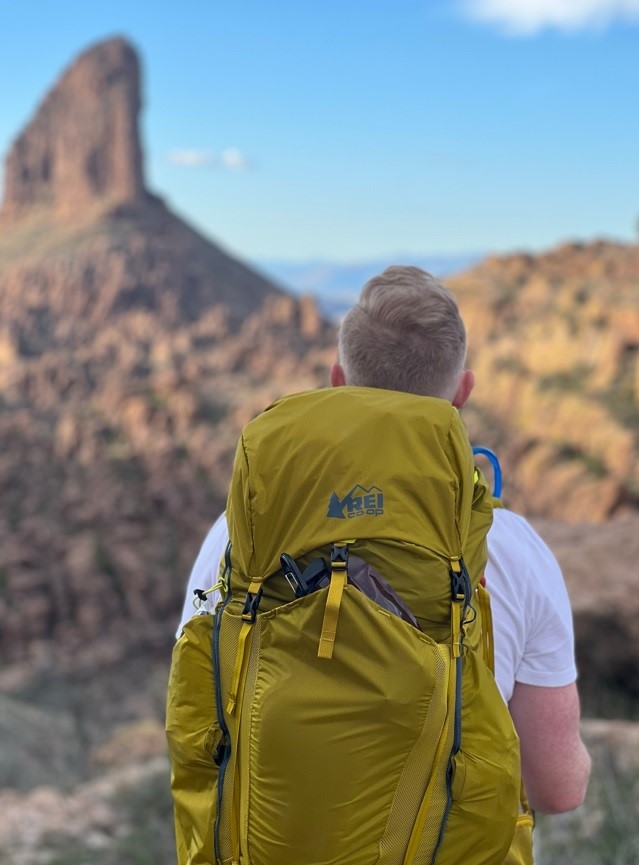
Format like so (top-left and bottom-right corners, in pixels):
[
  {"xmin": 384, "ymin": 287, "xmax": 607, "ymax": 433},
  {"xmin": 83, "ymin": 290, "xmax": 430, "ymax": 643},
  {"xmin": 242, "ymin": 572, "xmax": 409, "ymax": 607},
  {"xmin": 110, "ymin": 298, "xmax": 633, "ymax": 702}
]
[
  {"xmin": 515, "ymin": 518, "xmax": 578, "ymax": 689},
  {"xmin": 176, "ymin": 512, "xmax": 230, "ymax": 637}
]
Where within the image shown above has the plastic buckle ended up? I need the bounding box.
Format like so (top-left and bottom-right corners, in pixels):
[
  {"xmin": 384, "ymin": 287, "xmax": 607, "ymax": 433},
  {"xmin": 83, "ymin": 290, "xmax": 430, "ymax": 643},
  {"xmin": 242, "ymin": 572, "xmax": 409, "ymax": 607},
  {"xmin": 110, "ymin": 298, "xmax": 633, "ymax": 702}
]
[
  {"xmin": 449, "ymin": 560, "xmax": 471, "ymax": 604},
  {"xmin": 450, "ymin": 572, "xmax": 465, "ymax": 602},
  {"xmin": 331, "ymin": 543, "xmax": 349, "ymax": 569},
  {"xmin": 241, "ymin": 587, "xmax": 263, "ymax": 623},
  {"xmin": 302, "ymin": 558, "xmax": 330, "ymax": 592},
  {"xmin": 281, "ymin": 553, "xmax": 306, "ymax": 597}
]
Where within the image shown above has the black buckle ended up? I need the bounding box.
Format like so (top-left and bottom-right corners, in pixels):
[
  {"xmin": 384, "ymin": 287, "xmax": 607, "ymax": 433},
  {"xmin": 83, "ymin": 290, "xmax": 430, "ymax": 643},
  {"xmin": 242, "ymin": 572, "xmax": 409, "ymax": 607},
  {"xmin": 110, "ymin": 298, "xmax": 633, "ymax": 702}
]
[
  {"xmin": 241, "ymin": 587, "xmax": 263, "ymax": 623},
  {"xmin": 450, "ymin": 560, "xmax": 471, "ymax": 605},
  {"xmin": 303, "ymin": 558, "xmax": 330, "ymax": 593},
  {"xmin": 281, "ymin": 553, "xmax": 305, "ymax": 596},
  {"xmin": 331, "ymin": 543, "xmax": 349, "ymax": 568},
  {"xmin": 281, "ymin": 553, "xmax": 330, "ymax": 597}
]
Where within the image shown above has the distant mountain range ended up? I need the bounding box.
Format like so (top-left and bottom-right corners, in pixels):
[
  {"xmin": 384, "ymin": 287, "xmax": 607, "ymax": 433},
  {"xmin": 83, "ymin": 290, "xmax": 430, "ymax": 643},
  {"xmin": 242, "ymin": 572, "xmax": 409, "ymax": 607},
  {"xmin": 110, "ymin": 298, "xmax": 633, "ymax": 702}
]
[{"xmin": 256, "ymin": 254, "xmax": 484, "ymax": 317}]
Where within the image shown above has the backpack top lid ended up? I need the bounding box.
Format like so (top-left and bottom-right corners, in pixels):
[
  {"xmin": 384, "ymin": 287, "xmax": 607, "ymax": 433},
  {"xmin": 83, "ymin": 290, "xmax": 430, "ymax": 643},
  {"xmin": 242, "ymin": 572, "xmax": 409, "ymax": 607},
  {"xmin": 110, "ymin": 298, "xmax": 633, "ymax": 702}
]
[{"xmin": 226, "ymin": 387, "xmax": 492, "ymax": 604}]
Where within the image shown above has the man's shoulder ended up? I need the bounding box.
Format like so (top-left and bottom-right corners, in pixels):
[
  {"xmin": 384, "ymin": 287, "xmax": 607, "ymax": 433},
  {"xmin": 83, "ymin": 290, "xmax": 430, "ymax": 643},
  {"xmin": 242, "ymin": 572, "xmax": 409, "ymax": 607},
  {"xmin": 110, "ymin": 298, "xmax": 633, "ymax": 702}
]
[
  {"xmin": 489, "ymin": 507, "xmax": 550, "ymax": 552},
  {"xmin": 487, "ymin": 507, "xmax": 567, "ymax": 590}
]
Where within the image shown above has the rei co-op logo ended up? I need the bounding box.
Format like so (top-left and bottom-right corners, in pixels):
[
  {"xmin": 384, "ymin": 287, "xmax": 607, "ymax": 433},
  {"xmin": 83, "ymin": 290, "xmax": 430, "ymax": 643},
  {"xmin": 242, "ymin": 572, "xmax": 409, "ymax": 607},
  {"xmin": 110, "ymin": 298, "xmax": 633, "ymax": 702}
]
[{"xmin": 327, "ymin": 485, "xmax": 384, "ymax": 520}]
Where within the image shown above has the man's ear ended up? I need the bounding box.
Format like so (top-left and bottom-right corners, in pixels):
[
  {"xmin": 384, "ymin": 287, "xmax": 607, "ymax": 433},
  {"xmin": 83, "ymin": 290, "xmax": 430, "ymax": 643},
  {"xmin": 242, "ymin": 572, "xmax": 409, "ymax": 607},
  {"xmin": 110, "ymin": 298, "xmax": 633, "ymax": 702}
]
[
  {"xmin": 452, "ymin": 369, "xmax": 474, "ymax": 408},
  {"xmin": 330, "ymin": 363, "xmax": 346, "ymax": 387}
]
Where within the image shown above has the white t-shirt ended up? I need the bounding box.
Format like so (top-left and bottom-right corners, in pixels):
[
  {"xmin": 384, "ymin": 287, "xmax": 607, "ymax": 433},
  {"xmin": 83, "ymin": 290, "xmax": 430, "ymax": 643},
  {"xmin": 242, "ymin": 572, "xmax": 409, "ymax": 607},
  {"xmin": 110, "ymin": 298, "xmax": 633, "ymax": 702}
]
[{"xmin": 178, "ymin": 508, "xmax": 577, "ymax": 703}]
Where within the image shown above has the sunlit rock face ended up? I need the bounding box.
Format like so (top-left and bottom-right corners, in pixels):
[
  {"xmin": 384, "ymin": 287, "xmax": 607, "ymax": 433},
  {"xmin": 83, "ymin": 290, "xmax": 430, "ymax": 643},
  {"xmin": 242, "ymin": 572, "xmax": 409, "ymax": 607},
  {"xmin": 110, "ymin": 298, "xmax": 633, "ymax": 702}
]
[
  {"xmin": 451, "ymin": 240, "xmax": 639, "ymax": 522},
  {"xmin": 0, "ymin": 38, "xmax": 335, "ymax": 669},
  {"xmin": 1, "ymin": 37, "xmax": 145, "ymax": 222}
]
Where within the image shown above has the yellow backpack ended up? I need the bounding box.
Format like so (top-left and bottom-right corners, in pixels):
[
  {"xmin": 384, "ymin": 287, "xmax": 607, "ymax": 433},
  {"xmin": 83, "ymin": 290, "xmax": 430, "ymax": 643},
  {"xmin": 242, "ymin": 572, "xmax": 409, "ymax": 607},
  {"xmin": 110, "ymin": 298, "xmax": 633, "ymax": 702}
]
[{"xmin": 167, "ymin": 387, "xmax": 521, "ymax": 865}]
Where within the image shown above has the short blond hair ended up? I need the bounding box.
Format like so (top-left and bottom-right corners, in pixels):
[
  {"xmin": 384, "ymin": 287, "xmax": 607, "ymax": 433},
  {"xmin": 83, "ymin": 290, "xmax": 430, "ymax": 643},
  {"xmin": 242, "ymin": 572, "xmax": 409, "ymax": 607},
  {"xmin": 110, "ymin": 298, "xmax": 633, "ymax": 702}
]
[{"xmin": 338, "ymin": 266, "xmax": 466, "ymax": 399}]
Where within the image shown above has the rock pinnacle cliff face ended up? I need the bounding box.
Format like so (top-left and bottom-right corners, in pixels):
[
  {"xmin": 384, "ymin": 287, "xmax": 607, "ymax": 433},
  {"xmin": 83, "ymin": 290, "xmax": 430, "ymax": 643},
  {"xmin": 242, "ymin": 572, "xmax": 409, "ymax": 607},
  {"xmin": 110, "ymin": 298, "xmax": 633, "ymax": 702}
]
[
  {"xmin": 0, "ymin": 37, "xmax": 303, "ymax": 346},
  {"xmin": 0, "ymin": 38, "xmax": 334, "ymax": 669},
  {"xmin": 1, "ymin": 37, "xmax": 145, "ymax": 222}
]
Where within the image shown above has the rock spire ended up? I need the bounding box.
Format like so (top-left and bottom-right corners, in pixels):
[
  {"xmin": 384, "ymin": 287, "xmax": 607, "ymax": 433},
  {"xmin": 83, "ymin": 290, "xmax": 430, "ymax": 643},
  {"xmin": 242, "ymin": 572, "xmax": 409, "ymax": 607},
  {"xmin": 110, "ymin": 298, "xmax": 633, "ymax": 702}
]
[{"xmin": 1, "ymin": 37, "xmax": 146, "ymax": 222}]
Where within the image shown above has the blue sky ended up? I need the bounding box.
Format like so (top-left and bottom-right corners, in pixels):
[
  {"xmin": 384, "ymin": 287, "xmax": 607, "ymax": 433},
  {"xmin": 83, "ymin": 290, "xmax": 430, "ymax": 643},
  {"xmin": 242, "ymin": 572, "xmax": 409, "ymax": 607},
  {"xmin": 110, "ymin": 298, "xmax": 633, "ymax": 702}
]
[{"xmin": 0, "ymin": 0, "xmax": 638, "ymax": 261}]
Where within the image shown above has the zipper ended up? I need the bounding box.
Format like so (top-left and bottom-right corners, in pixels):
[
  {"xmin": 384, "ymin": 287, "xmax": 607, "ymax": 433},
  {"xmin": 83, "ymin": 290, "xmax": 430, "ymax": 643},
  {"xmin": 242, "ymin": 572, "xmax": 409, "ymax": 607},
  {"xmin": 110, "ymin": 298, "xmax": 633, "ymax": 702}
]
[
  {"xmin": 430, "ymin": 654, "xmax": 463, "ymax": 865},
  {"xmin": 213, "ymin": 542, "xmax": 233, "ymax": 864},
  {"xmin": 430, "ymin": 562, "xmax": 470, "ymax": 865}
]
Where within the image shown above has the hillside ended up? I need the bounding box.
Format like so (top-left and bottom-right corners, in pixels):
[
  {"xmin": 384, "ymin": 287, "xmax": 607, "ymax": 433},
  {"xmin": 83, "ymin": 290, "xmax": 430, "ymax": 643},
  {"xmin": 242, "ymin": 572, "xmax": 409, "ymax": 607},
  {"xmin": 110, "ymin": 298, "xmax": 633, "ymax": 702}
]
[
  {"xmin": 0, "ymin": 37, "xmax": 335, "ymax": 671},
  {"xmin": 452, "ymin": 241, "xmax": 639, "ymax": 522}
]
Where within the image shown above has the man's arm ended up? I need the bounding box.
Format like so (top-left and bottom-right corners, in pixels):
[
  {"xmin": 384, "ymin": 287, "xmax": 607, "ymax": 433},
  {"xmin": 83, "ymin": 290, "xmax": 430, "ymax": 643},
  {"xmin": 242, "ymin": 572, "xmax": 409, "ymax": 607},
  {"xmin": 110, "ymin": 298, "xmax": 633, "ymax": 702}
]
[{"xmin": 508, "ymin": 681, "xmax": 591, "ymax": 813}]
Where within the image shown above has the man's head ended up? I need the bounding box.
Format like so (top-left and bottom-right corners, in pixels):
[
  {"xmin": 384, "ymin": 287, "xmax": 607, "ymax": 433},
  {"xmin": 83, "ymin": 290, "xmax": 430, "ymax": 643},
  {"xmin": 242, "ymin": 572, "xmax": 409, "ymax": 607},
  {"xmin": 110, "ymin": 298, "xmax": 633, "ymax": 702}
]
[{"xmin": 332, "ymin": 265, "xmax": 474, "ymax": 407}]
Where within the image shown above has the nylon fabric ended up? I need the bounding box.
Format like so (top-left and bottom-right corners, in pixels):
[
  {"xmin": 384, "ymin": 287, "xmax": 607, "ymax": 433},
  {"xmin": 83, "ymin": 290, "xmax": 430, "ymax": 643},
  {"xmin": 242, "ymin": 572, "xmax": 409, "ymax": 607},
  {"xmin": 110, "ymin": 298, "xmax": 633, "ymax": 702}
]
[
  {"xmin": 245, "ymin": 587, "xmax": 453, "ymax": 865},
  {"xmin": 377, "ymin": 644, "xmax": 449, "ymax": 865},
  {"xmin": 502, "ymin": 815, "xmax": 534, "ymax": 865},
  {"xmin": 238, "ymin": 608, "xmax": 263, "ymax": 865},
  {"xmin": 403, "ymin": 652, "xmax": 458, "ymax": 865},
  {"xmin": 166, "ymin": 615, "xmax": 221, "ymax": 865},
  {"xmin": 168, "ymin": 387, "xmax": 522, "ymax": 865},
  {"xmin": 227, "ymin": 388, "xmax": 486, "ymax": 593},
  {"xmin": 435, "ymin": 649, "xmax": 520, "ymax": 865},
  {"xmin": 216, "ymin": 605, "xmax": 245, "ymax": 864}
]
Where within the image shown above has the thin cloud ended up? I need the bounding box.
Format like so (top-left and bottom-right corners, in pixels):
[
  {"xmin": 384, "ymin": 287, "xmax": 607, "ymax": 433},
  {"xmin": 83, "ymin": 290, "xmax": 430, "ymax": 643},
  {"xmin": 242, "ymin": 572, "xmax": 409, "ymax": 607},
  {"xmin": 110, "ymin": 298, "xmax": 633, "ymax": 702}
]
[
  {"xmin": 462, "ymin": 0, "xmax": 639, "ymax": 34},
  {"xmin": 167, "ymin": 149, "xmax": 215, "ymax": 168},
  {"xmin": 167, "ymin": 147, "xmax": 253, "ymax": 171},
  {"xmin": 220, "ymin": 148, "xmax": 252, "ymax": 171}
]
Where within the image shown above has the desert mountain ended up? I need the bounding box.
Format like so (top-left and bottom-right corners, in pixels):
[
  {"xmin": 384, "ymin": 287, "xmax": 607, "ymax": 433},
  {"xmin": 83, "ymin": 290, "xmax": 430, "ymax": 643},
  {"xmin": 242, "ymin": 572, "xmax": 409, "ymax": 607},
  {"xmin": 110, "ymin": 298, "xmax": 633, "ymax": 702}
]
[
  {"xmin": 1, "ymin": 38, "xmax": 639, "ymax": 865},
  {"xmin": 452, "ymin": 242, "xmax": 639, "ymax": 522},
  {"xmin": 0, "ymin": 37, "xmax": 299, "ymax": 344},
  {"xmin": 1, "ymin": 35, "xmax": 638, "ymax": 701},
  {"xmin": 0, "ymin": 37, "xmax": 335, "ymax": 670}
]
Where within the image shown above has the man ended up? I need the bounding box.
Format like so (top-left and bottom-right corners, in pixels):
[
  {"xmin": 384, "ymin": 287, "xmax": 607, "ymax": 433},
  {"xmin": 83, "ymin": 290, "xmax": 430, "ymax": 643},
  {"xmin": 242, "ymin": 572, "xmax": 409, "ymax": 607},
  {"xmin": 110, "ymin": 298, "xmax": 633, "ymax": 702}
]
[{"xmin": 177, "ymin": 265, "xmax": 590, "ymax": 815}]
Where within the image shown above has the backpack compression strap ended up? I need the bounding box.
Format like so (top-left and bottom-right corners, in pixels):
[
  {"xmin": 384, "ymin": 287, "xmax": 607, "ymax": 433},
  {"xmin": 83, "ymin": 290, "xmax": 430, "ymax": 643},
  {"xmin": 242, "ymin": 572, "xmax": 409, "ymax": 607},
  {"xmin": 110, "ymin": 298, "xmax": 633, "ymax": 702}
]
[
  {"xmin": 318, "ymin": 542, "xmax": 353, "ymax": 660},
  {"xmin": 225, "ymin": 579, "xmax": 263, "ymax": 865},
  {"xmin": 227, "ymin": 580, "xmax": 262, "ymax": 716}
]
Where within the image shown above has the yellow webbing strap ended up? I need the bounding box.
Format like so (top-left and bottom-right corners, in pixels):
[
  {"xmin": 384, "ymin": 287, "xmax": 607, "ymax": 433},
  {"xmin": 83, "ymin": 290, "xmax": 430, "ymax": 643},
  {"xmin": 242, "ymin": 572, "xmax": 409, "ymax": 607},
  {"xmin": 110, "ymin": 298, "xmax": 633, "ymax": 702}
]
[
  {"xmin": 227, "ymin": 621, "xmax": 252, "ymax": 716},
  {"xmin": 450, "ymin": 602, "xmax": 462, "ymax": 659},
  {"xmin": 228, "ymin": 580, "xmax": 262, "ymax": 865},
  {"xmin": 318, "ymin": 567, "xmax": 347, "ymax": 659},
  {"xmin": 476, "ymin": 583, "xmax": 494, "ymax": 675},
  {"xmin": 404, "ymin": 652, "xmax": 457, "ymax": 865},
  {"xmin": 318, "ymin": 543, "xmax": 352, "ymax": 660},
  {"xmin": 227, "ymin": 581, "xmax": 262, "ymax": 715},
  {"xmin": 450, "ymin": 558, "xmax": 464, "ymax": 659}
]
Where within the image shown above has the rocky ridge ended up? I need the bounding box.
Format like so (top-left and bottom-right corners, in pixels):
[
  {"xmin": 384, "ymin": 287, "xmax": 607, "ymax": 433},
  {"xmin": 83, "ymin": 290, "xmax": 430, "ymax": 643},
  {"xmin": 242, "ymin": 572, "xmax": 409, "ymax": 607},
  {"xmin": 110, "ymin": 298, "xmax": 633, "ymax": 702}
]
[{"xmin": 452, "ymin": 241, "xmax": 639, "ymax": 522}]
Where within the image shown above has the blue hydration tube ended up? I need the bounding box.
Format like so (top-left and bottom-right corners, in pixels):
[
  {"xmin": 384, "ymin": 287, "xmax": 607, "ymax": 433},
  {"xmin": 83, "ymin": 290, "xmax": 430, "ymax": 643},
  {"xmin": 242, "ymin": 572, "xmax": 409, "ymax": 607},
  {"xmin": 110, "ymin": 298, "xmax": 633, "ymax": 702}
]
[{"xmin": 472, "ymin": 446, "xmax": 502, "ymax": 499}]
